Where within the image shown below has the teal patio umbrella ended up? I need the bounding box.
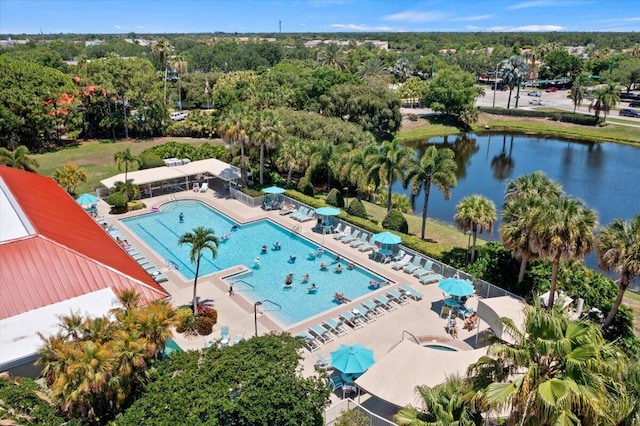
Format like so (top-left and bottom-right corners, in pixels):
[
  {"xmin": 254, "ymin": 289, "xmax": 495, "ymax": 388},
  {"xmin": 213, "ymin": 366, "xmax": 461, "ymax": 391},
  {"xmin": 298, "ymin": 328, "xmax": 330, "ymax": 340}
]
[
  {"xmin": 330, "ymin": 344, "xmax": 375, "ymax": 375},
  {"xmin": 75, "ymin": 193, "xmax": 99, "ymax": 206},
  {"xmin": 438, "ymin": 277, "xmax": 475, "ymax": 297},
  {"xmin": 262, "ymin": 186, "xmax": 286, "ymax": 194},
  {"xmin": 372, "ymin": 232, "xmax": 402, "ymax": 252},
  {"xmin": 315, "ymin": 207, "xmax": 341, "ymax": 216}
]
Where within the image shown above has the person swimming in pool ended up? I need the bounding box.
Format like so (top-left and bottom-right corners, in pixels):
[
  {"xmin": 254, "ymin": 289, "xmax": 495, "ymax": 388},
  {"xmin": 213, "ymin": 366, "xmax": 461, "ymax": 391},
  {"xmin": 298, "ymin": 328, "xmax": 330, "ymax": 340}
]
[
  {"xmin": 308, "ymin": 283, "xmax": 317, "ymax": 292},
  {"xmin": 347, "ymin": 262, "xmax": 355, "ymax": 270},
  {"xmin": 261, "ymin": 245, "xmax": 268, "ymax": 254},
  {"xmin": 331, "ymin": 255, "xmax": 341, "ymax": 264},
  {"xmin": 231, "ymin": 224, "xmax": 239, "ymax": 232},
  {"xmin": 320, "ymin": 262, "xmax": 328, "ymax": 271},
  {"xmin": 289, "ymin": 255, "xmax": 297, "ymax": 263},
  {"xmin": 335, "ymin": 264, "xmax": 343, "ymax": 273},
  {"xmin": 302, "ymin": 273, "xmax": 310, "ymax": 283},
  {"xmin": 285, "ymin": 275, "xmax": 293, "ymax": 285},
  {"xmin": 179, "ymin": 212, "xmax": 184, "ymax": 223},
  {"xmin": 273, "ymin": 241, "xmax": 281, "ymax": 250}
]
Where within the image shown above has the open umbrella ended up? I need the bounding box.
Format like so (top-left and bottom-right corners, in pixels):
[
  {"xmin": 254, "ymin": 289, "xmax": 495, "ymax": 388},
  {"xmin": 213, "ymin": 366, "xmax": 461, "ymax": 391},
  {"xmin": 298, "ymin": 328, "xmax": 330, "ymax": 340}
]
[
  {"xmin": 315, "ymin": 207, "xmax": 341, "ymax": 216},
  {"xmin": 372, "ymin": 232, "xmax": 402, "ymax": 245},
  {"xmin": 438, "ymin": 277, "xmax": 475, "ymax": 297},
  {"xmin": 262, "ymin": 186, "xmax": 286, "ymax": 194},
  {"xmin": 75, "ymin": 193, "xmax": 99, "ymax": 206},
  {"xmin": 330, "ymin": 343, "xmax": 375, "ymax": 375}
]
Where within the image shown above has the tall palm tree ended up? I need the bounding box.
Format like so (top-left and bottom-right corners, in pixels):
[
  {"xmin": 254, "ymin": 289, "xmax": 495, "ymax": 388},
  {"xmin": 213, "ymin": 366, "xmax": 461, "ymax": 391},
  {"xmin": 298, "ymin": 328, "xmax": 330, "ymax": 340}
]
[
  {"xmin": 596, "ymin": 215, "xmax": 640, "ymax": 328},
  {"xmin": 113, "ymin": 148, "xmax": 142, "ymax": 182},
  {"xmin": 0, "ymin": 145, "xmax": 40, "ymax": 172},
  {"xmin": 317, "ymin": 42, "xmax": 347, "ymax": 71},
  {"xmin": 365, "ymin": 138, "xmax": 414, "ymax": 212},
  {"xmin": 275, "ymin": 136, "xmax": 308, "ymax": 187},
  {"xmin": 454, "ymin": 195, "xmax": 497, "ymax": 263},
  {"xmin": 530, "ymin": 197, "xmax": 597, "ymax": 308},
  {"xmin": 178, "ymin": 226, "xmax": 220, "ymax": 314},
  {"xmin": 219, "ymin": 104, "xmax": 251, "ymax": 183},
  {"xmin": 171, "ymin": 57, "xmax": 188, "ymax": 109},
  {"xmin": 570, "ymin": 72, "xmax": 591, "ymax": 112},
  {"xmin": 152, "ymin": 38, "xmax": 172, "ymax": 107},
  {"xmin": 308, "ymin": 139, "xmax": 347, "ymax": 190},
  {"xmin": 394, "ymin": 376, "xmax": 482, "ymax": 425},
  {"xmin": 250, "ymin": 110, "xmax": 284, "ymax": 185},
  {"xmin": 499, "ymin": 55, "xmax": 527, "ymax": 109},
  {"xmin": 502, "ymin": 172, "xmax": 564, "ymax": 282},
  {"xmin": 467, "ymin": 303, "xmax": 626, "ymax": 426},
  {"xmin": 336, "ymin": 144, "xmax": 378, "ymax": 199},
  {"xmin": 592, "ymin": 81, "xmax": 621, "ymax": 122},
  {"xmin": 405, "ymin": 146, "xmax": 458, "ymax": 240}
]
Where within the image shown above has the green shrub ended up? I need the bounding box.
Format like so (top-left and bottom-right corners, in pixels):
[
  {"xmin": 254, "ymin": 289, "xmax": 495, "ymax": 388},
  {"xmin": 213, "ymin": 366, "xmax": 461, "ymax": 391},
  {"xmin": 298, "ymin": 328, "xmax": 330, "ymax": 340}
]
[
  {"xmin": 127, "ymin": 200, "xmax": 146, "ymax": 211},
  {"xmin": 382, "ymin": 209, "xmax": 408, "ymax": 233},
  {"xmin": 298, "ymin": 178, "xmax": 315, "ymax": 197},
  {"xmin": 107, "ymin": 192, "xmax": 129, "ymax": 213},
  {"xmin": 479, "ymin": 106, "xmax": 600, "ymax": 126},
  {"xmin": 326, "ymin": 188, "xmax": 344, "ymax": 208},
  {"xmin": 335, "ymin": 409, "xmax": 369, "ymax": 426},
  {"xmin": 193, "ymin": 143, "xmax": 228, "ymax": 161},
  {"xmin": 346, "ymin": 198, "xmax": 367, "ymax": 218},
  {"xmin": 176, "ymin": 314, "xmax": 199, "ymax": 335},
  {"xmin": 139, "ymin": 150, "xmax": 165, "ymax": 169},
  {"xmin": 197, "ymin": 316, "xmax": 214, "ymax": 335}
]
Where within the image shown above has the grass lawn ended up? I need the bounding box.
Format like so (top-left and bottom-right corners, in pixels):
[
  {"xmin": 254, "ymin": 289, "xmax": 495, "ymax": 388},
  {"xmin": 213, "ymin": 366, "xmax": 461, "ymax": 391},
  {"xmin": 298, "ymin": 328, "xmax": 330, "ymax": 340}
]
[
  {"xmin": 32, "ymin": 137, "xmax": 220, "ymax": 194},
  {"xmin": 623, "ymin": 291, "xmax": 640, "ymax": 336}
]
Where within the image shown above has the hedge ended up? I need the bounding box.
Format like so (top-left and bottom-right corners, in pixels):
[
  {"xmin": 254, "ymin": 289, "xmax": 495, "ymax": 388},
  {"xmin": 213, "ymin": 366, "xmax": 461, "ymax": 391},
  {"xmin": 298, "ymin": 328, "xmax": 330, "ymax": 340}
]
[{"xmin": 479, "ymin": 106, "xmax": 600, "ymax": 126}]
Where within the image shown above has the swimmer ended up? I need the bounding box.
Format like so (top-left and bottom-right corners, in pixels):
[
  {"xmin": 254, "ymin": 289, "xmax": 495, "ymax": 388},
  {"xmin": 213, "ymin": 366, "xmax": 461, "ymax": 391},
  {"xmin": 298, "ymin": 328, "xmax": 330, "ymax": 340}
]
[
  {"xmin": 285, "ymin": 275, "xmax": 293, "ymax": 285},
  {"xmin": 273, "ymin": 241, "xmax": 281, "ymax": 250},
  {"xmin": 231, "ymin": 224, "xmax": 239, "ymax": 232},
  {"xmin": 261, "ymin": 245, "xmax": 268, "ymax": 254},
  {"xmin": 320, "ymin": 262, "xmax": 328, "ymax": 270},
  {"xmin": 289, "ymin": 255, "xmax": 297, "ymax": 263},
  {"xmin": 222, "ymin": 233, "xmax": 231, "ymax": 240},
  {"xmin": 253, "ymin": 256, "xmax": 261, "ymax": 268},
  {"xmin": 179, "ymin": 212, "xmax": 185, "ymax": 223},
  {"xmin": 347, "ymin": 262, "xmax": 355, "ymax": 270},
  {"xmin": 308, "ymin": 283, "xmax": 317, "ymax": 292},
  {"xmin": 302, "ymin": 273, "xmax": 310, "ymax": 283},
  {"xmin": 331, "ymin": 255, "xmax": 341, "ymax": 264},
  {"xmin": 335, "ymin": 264, "xmax": 343, "ymax": 273}
]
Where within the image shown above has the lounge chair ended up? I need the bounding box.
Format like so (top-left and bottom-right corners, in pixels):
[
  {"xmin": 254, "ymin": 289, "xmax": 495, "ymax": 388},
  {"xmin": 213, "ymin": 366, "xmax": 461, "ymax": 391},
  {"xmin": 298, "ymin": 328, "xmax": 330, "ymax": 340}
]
[
  {"xmin": 220, "ymin": 325, "xmax": 230, "ymax": 347},
  {"xmin": 333, "ymin": 225, "xmax": 351, "ymax": 240},
  {"xmin": 152, "ymin": 273, "xmax": 169, "ymax": 283},
  {"xmin": 373, "ymin": 294, "xmax": 398, "ymax": 311},
  {"xmin": 298, "ymin": 331, "xmax": 321, "ymax": 352},
  {"xmin": 331, "ymin": 223, "xmax": 343, "ymax": 235},
  {"xmin": 143, "ymin": 262, "xmax": 159, "ymax": 272},
  {"xmin": 233, "ymin": 332, "xmax": 245, "ymax": 345},
  {"xmin": 361, "ymin": 299, "xmax": 385, "ymax": 316},
  {"xmin": 279, "ymin": 203, "xmax": 296, "ymax": 215},
  {"xmin": 322, "ymin": 318, "xmax": 348, "ymax": 336},
  {"xmin": 419, "ymin": 273, "xmax": 445, "ymax": 285},
  {"xmin": 296, "ymin": 208, "xmax": 315, "ymax": 222},
  {"xmin": 393, "ymin": 249, "xmax": 406, "ymax": 262},
  {"xmin": 412, "ymin": 260, "xmax": 435, "ymax": 277},
  {"xmin": 291, "ymin": 207, "xmax": 309, "ymax": 221},
  {"xmin": 315, "ymin": 354, "xmax": 333, "ymax": 371},
  {"xmin": 358, "ymin": 236, "xmax": 377, "ymax": 252},
  {"xmin": 349, "ymin": 233, "xmax": 369, "ymax": 248},
  {"xmin": 309, "ymin": 324, "xmax": 334, "ymax": 343},
  {"xmin": 339, "ymin": 310, "xmax": 365, "ymax": 329},
  {"xmin": 341, "ymin": 229, "xmax": 361, "ymax": 244},
  {"xmin": 392, "ymin": 255, "xmax": 413, "ymax": 270},
  {"xmin": 400, "ymin": 284, "xmax": 423, "ymax": 301},
  {"xmin": 357, "ymin": 303, "xmax": 378, "ymax": 321},
  {"xmin": 328, "ymin": 375, "xmax": 344, "ymax": 392},
  {"xmin": 403, "ymin": 257, "xmax": 423, "ymax": 274},
  {"xmin": 199, "ymin": 182, "xmax": 209, "ymax": 192},
  {"xmin": 387, "ymin": 289, "xmax": 409, "ymax": 305},
  {"xmin": 145, "ymin": 266, "xmax": 161, "ymax": 275}
]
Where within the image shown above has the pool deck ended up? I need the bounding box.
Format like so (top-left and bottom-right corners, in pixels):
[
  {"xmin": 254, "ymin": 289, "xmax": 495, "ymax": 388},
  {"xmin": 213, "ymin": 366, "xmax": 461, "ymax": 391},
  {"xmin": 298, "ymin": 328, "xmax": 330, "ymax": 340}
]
[{"xmin": 96, "ymin": 186, "xmax": 493, "ymax": 418}]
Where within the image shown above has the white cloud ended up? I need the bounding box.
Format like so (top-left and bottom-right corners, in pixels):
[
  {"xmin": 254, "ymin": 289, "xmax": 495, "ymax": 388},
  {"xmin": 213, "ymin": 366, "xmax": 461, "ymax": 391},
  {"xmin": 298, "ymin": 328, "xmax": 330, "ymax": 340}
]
[
  {"xmin": 450, "ymin": 14, "xmax": 493, "ymax": 22},
  {"xmin": 507, "ymin": 1, "xmax": 554, "ymax": 10},
  {"xmin": 487, "ymin": 24, "xmax": 565, "ymax": 31},
  {"xmin": 135, "ymin": 25, "xmax": 144, "ymax": 29},
  {"xmin": 113, "ymin": 24, "xmax": 122, "ymax": 30},
  {"xmin": 383, "ymin": 10, "xmax": 448, "ymax": 23},
  {"xmin": 331, "ymin": 23, "xmax": 393, "ymax": 31}
]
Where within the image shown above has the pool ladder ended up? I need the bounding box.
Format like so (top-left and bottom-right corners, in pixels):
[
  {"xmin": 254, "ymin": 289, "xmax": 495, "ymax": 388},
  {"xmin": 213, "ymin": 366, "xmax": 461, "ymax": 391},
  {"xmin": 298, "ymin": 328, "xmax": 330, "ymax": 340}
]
[{"xmin": 291, "ymin": 224, "xmax": 301, "ymax": 234}]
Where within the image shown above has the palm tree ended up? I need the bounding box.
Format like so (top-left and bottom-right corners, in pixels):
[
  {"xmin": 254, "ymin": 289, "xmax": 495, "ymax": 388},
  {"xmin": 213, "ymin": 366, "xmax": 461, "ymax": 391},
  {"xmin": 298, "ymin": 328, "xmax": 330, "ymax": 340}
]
[
  {"xmin": 389, "ymin": 57, "xmax": 416, "ymax": 83},
  {"xmin": 171, "ymin": 57, "xmax": 188, "ymax": 109},
  {"xmin": 356, "ymin": 58, "xmax": 389, "ymax": 80},
  {"xmin": 592, "ymin": 81, "xmax": 621, "ymax": 122},
  {"xmin": 113, "ymin": 148, "xmax": 142, "ymax": 182},
  {"xmin": 152, "ymin": 38, "xmax": 172, "ymax": 107},
  {"xmin": 308, "ymin": 139, "xmax": 347, "ymax": 190},
  {"xmin": 275, "ymin": 136, "xmax": 308, "ymax": 187},
  {"xmin": 570, "ymin": 72, "xmax": 591, "ymax": 112},
  {"xmin": 336, "ymin": 145, "xmax": 378, "ymax": 199},
  {"xmin": 0, "ymin": 145, "xmax": 40, "ymax": 172},
  {"xmin": 394, "ymin": 376, "xmax": 482, "ymax": 425},
  {"xmin": 250, "ymin": 110, "xmax": 284, "ymax": 185},
  {"xmin": 454, "ymin": 195, "xmax": 497, "ymax": 263},
  {"xmin": 365, "ymin": 138, "xmax": 414, "ymax": 212},
  {"xmin": 596, "ymin": 215, "xmax": 640, "ymax": 328},
  {"xmin": 467, "ymin": 303, "xmax": 626, "ymax": 426},
  {"xmin": 499, "ymin": 55, "xmax": 527, "ymax": 109},
  {"xmin": 501, "ymin": 172, "xmax": 564, "ymax": 282},
  {"xmin": 52, "ymin": 162, "xmax": 88, "ymax": 194},
  {"xmin": 317, "ymin": 42, "xmax": 347, "ymax": 71},
  {"xmin": 178, "ymin": 226, "xmax": 220, "ymax": 314},
  {"xmin": 405, "ymin": 146, "xmax": 458, "ymax": 240},
  {"xmin": 114, "ymin": 180, "xmax": 139, "ymax": 200},
  {"xmin": 135, "ymin": 300, "xmax": 176, "ymax": 358},
  {"xmin": 219, "ymin": 104, "xmax": 251, "ymax": 183},
  {"xmin": 530, "ymin": 197, "xmax": 597, "ymax": 308}
]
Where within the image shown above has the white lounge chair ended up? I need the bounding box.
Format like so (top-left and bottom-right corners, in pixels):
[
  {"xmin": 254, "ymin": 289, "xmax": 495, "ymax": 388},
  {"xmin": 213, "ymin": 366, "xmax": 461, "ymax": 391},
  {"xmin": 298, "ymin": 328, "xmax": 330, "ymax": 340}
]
[
  {"xmin": 373, "ymin": 294, "xmax": 398, "ymax": 311},
  {"xmin": 298, "ymin": 331, "xmax": 321, "ymax": 352},
  {"xmin": 392, "ymin": 255, "xmax": 413, "ymax": 270},
  {"xmin": 341, "ymin": 229, "xmax": 361, "ymax": 244},
  {"xmin": 349, "ymin": 233, "xmax": 369, "ymax": 248},
  {"xmin": 339, "ymin": 310, "xmax": 365, "ymax": 329},
  {"xmin": 412, "ymin": 260, "xmax": 435, "ymax": 277},
  {"xmin": 387, "ymin": 289, "xmax": 409, "ymax": 305},
  {"xmin": 322, "ymin": 318, "xmax": 348, "ymax": 336},
  {"xmin": 400, "ymin": 284, "xmax": 423, "ymax": 301},
  {"xmin": 419, "ymin": 273, "xmax": 444, "ymax": 285},
  {"xmin": 309, "ymin": 324, "xmax": 334, "ymax": 343},
  {"xmin": 199, "ymin": 182, "xmax": 209, "ymax": 192},
  {"xmin": 403, "ymin": 257, "xmax": 423, "ymax": 274},
  {"xmin": 333, "ymin": 225, "xmax": 351, "ymax": 240}
]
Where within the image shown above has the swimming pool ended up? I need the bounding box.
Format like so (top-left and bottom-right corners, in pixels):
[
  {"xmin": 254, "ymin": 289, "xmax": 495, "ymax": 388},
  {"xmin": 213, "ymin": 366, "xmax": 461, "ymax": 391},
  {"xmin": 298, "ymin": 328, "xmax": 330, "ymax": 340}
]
[{"xmin": 122, "ymin": 200, "xmax": 384, "ymax": 327}]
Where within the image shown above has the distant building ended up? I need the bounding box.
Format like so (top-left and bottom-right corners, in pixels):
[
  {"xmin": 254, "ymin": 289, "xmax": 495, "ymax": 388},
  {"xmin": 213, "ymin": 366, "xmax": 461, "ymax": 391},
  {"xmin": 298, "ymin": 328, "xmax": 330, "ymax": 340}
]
[{"xmin": 304, "ymin": 39, "xmax": 388, "ymax": 50}]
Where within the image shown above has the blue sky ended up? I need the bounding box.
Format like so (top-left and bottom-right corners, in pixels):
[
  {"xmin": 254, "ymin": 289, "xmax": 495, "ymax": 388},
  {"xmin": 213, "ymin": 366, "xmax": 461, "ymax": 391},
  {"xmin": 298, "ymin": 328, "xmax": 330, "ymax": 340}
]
[{"xmin": 1, "ymin": 0, "xmax": 639, "ymax": 35}]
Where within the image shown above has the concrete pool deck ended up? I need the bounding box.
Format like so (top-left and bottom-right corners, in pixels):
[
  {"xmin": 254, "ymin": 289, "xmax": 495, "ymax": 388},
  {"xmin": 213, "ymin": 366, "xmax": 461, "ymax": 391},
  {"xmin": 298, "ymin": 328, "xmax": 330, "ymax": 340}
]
[{"xmin": 96, "ymin": 185, "xmax": 495, "ymax": 418}]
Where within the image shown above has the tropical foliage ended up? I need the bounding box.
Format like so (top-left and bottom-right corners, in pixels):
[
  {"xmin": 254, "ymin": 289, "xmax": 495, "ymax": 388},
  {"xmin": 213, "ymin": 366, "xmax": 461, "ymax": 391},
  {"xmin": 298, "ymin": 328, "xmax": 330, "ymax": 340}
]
[
  {"xmin": 52, "ymin": 162, "xmax": 88, "ymax": 194},
  {"xmin": 178, "ymin": 226, "xmax": 220, "ymax": 314},
  {"xmin": 0, "ymin": 145, "xmax": 40, "ymax": 172},
  {"xmin": 455, "ymin": 194, "xmax": 497, "ymax": 263}
]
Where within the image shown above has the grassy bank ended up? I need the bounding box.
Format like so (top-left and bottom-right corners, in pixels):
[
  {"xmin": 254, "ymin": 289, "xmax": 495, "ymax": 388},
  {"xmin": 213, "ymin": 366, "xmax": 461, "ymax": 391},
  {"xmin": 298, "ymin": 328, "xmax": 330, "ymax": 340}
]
[{"xmin": 399, "ymin": 113, "xmax": 640, "ymax": 146}]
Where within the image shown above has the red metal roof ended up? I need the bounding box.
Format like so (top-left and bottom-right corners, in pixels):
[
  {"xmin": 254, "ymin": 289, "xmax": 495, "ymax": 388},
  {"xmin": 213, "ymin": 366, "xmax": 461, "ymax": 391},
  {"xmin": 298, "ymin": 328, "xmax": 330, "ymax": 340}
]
[{"xmin": 0, "ymin": 166, "xmax": 168, "ymax": 319}]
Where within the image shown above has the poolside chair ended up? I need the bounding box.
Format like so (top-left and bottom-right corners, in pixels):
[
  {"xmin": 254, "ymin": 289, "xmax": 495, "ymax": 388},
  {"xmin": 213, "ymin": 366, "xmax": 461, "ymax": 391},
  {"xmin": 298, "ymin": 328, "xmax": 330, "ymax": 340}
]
[
  {"xmin": 403, "ymin": 257, "xmax": 423, "ymax": 274},
  {"xmin": 333, "ymin": 225, "xmax": 351, "ymax": 240},
  {"xmin": 199, "ymin": 182, "xmax": 209, "ymax": 192},
  {"xmin": 412, "ymin": 260, "xmax": 435, "ymax": 277},
  {"xmin": 387, "ymin": 289, "xmax": 410, "ymax": 305},
  {"xmin": 400, "ymin": 284, "xmax": 423, "ymax": 301},
  {"xmin": 315, "ymin": 354, "xmax": 333, "ymax": 371},
  {"xmin": 349, "ymin": 233, "xmax": 369, "ymax": 248},
  {"xmin": 357, "ymin": 303, "xmax": 378, "ymax": 321},
  {"xmin": 341, "ymin": 229, "xmax": 361, "ymax": 244},
  {"xmin": 339, "ymin": 310, "xmax": 365, "ymax": 329},
  {"xmin": 361, "ymin": 299, "xmax": 385, "ymax": 317},
  {"xmin": 358, "ymin": 236, "xmax": 377, "ymax": 252},
  {"xmin": 291, "ymin": 207, "xmax": 308, "ymax": 221},
  {"xmin": 143, "ymin": 262, "xmax": 159, "ymax": 272},
  {"xmin": 322, "ymin": 318, "xmax": 348, "ymax": 336},
  {"xmin": 392, "ymin": 254, "xmax": 413, "ymax": 270},
  {"xmin": 327, "ymin": 374, "xmax": 344, "ymax": 392},
  {"xmin": 220, "ymin": 326, "xmax": 230, "ymax": 347},
  {"xmin": 331, "ymin": 223, "xmax": 343, "ymax": 235},
  {"xmin": 309, "ymin": 324, "xmax": 334, "ymax": 343},
  {"xmin": 373, "ymin": 294, "xmax": 398, "ymax": 311},
  {"xmin": 298, "ymin": 331, "xmax": 321, "ymax": 352},
  {"xmin": 297, "ymin": 208, "xmax": 315, "ymax": 222},
  {"xmin": 419, "ymin": 273, "xmax": 445, "ymax": 285},
  {"xmin": 393, "ymin": 249, "xmax": 406, "ymax": 262},
  {"xmin": 279, "ymin": 203, "xmax": 296, "ymax": 215},
  {"xmin": 152, "ymin": 273, "xmax": 169, "ymax": 283},
  {"xmin": 145, "ymin": 266, "xmax": 161, "ymax": 275},
  {"xmin": 233, "ymin": 332, "xmax": 245, "ymax": 345}
]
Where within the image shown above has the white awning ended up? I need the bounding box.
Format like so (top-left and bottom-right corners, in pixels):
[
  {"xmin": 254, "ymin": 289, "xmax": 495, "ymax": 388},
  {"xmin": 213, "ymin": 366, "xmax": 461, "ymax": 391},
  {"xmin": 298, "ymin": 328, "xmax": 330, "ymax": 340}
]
[
  {"xmin": 355, "ymin": 339, "xmax": 486, "ymax": 407},
  {"xmin": 476, "ymin": 296, "xmax": 526, "ymax": 344}
]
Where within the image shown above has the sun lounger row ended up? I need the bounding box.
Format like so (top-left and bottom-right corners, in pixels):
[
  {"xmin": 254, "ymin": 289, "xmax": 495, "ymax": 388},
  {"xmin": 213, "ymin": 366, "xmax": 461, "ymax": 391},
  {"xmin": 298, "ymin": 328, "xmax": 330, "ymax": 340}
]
[
  {"xmin": 291, "ymin": 207, "xmax": 315, "ymax": 222},
  {"xmin": 299, "ymin": 317, "xmax": 351, "ymax": 352}
]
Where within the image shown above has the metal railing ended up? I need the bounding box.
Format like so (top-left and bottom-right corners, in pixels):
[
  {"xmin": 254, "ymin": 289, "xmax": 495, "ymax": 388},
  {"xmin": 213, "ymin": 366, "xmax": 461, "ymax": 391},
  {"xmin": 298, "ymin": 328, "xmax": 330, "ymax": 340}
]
[{"xmin": 324, "ymin": 399, "xmax": 396, "ymax": 426}]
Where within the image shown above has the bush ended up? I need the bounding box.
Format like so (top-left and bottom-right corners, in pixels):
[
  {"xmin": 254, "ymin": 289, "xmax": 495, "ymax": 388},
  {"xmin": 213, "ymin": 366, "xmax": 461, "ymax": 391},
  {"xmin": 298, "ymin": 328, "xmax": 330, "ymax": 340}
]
[
  {"xmin": 298, "ymin": 178, "xmax": 315, "ymax": 197},
  {"xmin": 346, "ymin": 198, "xmax": 367, "ymax": 218},
  {"xmin": 382, "ymin": 209, "xmax": 408, "ymax": 233},
  {"xmin": 127, "ymin": 200, "xmax": 146, "ymax": 211},
  {"xmin": 197, "ymin": 316, "xmax": 214, "ymax": 335},
  {"xmin": 175, "ymin": 308, "xmax": 199, "ymax": 335},
  {"xmin": 107, "ymin": 192, "xmax": 129, "ymax": 213},
  {"xmin": 326, "ymin": 188, "xmax": 344, "ymax": 208},
  {"xmin": 197, "ymin": 304, "xmax": 218, "ymax": 324},
  {"xmin": 479, "ymin": 106, "xmax": 600, "ymax": 126},
  {"xmin": 139, "ymin": 150, "xmax": 165, "ymax": 169},
  {"xmin": 335, "ymin": 409, "xmax": 369, "ymax": 426}
]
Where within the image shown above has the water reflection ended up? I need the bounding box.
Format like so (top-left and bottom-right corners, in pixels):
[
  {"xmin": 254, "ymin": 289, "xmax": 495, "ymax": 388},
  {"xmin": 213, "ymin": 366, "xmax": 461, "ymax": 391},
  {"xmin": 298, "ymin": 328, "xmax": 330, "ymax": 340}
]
[{"xmin": 490, "ymin": 135, "xmax": 515, "ymax": 180}]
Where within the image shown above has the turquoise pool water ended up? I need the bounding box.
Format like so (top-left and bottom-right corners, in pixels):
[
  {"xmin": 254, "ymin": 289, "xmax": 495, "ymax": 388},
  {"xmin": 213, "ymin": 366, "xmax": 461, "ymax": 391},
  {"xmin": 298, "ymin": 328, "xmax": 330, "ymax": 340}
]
[
  {"xmin": 122, "ymin": 200, "xmax": 384, "ymax": 326},
  {"xmin": 423, "ymin": 344, "xmax": 457, "ymax": 352},
  {"xmin": 163, "ymin": 338, "xmax": 182, "ymax": 358}
]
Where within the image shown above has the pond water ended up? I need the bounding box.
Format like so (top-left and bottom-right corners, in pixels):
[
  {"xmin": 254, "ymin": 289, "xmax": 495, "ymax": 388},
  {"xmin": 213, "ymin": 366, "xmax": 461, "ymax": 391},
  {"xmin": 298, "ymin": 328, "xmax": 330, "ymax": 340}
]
[{"xmin": 398, "ymin": 133, "xmax": 640, "ymax": 271}]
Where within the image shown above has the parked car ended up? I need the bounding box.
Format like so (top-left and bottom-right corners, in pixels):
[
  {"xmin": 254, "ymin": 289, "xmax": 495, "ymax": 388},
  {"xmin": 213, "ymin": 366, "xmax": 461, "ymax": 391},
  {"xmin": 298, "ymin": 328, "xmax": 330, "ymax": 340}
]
[
  {"xmin": 545, "ymin": 87, "xmax": 558, "ymax": 92},
  {"xmin": 527, "ymin": 91, "xmax": 542, "ymax": 97},
  {"xmin": 529, "ymin": 99, "xmax": 549, "ymax": 106},
  {"xmin": 170, "ymin": 111, "xmax": 188, "ymax": 121},
  {"xmin": 629, "ymin": 100, "xmax": 640, "ymax": 108},
  {"xmin": 619, "ymin": 108, "xmax": 640, "ymax": 118}
]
